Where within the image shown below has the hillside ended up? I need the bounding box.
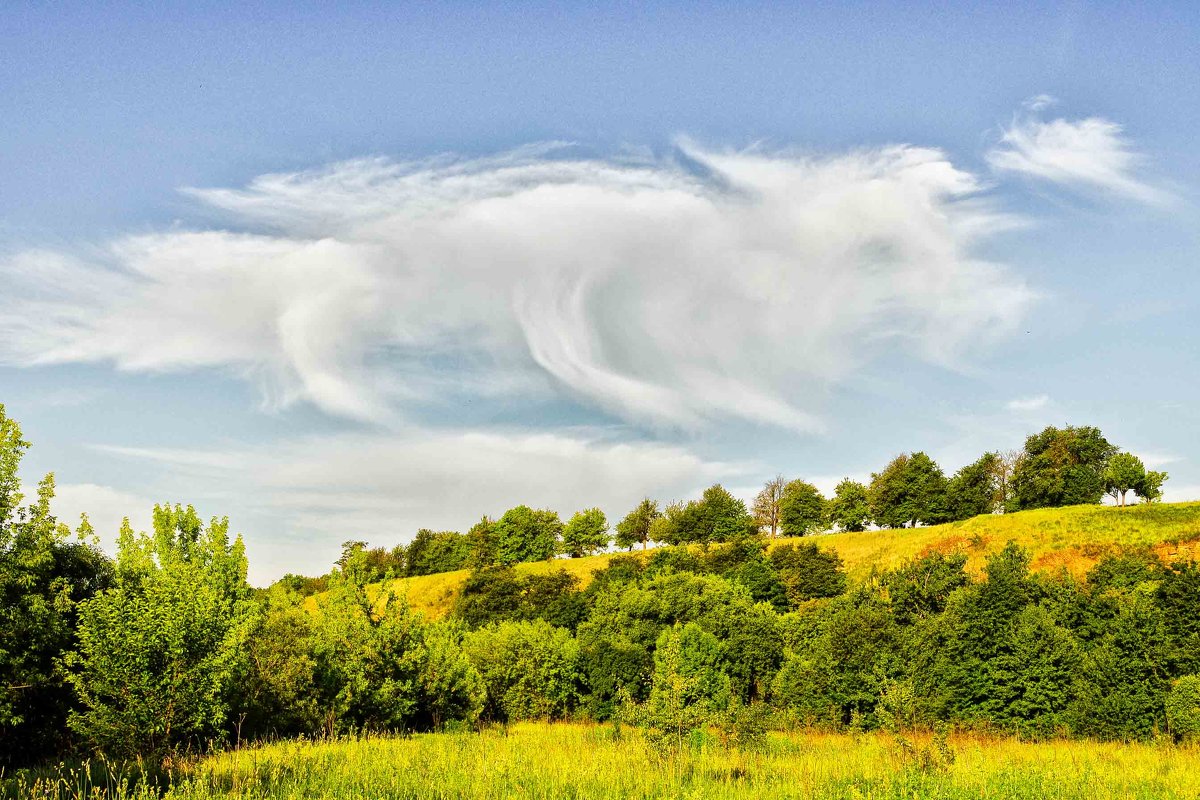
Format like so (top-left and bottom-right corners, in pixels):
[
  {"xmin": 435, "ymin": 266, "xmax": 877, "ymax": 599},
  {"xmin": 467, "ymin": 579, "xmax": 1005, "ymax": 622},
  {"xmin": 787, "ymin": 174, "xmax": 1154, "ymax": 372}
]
[{"xmin": 350, "ymin": 501, "xmax": 1200, "ymax": 621}]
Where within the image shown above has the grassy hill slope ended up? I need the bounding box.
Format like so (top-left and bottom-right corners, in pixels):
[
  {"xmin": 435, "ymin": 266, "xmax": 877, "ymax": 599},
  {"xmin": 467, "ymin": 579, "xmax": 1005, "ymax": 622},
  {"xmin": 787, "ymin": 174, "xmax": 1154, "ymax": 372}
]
[{"xmin": 355, "ymin": 501, "xmax": 1200, "ymax": 621}]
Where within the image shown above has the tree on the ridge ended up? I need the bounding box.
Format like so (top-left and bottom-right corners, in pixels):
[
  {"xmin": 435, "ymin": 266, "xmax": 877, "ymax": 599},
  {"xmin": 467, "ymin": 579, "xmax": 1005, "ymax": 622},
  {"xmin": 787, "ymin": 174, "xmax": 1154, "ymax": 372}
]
[
  {"xmin": 494, "ymin": 506, "xmax": 562, "ymax": 565},
  {"xmin": 752, "ymin": 475, "xmax": 786, "ymax": 538},
  {"xmin": 405, "ymin": 529, "xmax": 471, "ymax": 576},
  {"xmin": 946, "ymin": 452, "xmax": 1002, "ymax": 521},
  {"xmin": 1105, "ymin": 453, "xmax": 1147, "ymax": 508},
  {"xmin": 562, "ymin": 508, "xmax": 610, "ymax": 557},
  {"xmin": 466, "ymin": 517, "xmax": 499, "ymax": 569},
  {"xmin": 1008, "ymin": 425, "xmax": 1117, "ymax": 510},
  {"xmin": 1138, "ymin": 470, "xmax": 1168, "ymax": 504},
  {"xmin": 778, "ymin": 480, "xmax": 826, "ymax": 537},
  {"xmin": 615, "ymin": 499, "xmax": 660, "ymax": 551},
  {"xmin": 868, "ymin": 452, "xmax": 948, "ymax": 528},
  {"xmin": 827, "ymin": 478, "xmax": 871, "ymax": 532},
  {"xmin": 654, "ymin": 485, "xmax": 756, "ymax": 545}
]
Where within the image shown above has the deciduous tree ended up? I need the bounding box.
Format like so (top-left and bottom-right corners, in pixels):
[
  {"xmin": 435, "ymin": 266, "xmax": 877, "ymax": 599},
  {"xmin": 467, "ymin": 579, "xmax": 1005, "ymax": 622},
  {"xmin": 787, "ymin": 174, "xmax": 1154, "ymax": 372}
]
[{"xmin": 562, "ymin": 508, "xmax": 610, "ymax": 557}]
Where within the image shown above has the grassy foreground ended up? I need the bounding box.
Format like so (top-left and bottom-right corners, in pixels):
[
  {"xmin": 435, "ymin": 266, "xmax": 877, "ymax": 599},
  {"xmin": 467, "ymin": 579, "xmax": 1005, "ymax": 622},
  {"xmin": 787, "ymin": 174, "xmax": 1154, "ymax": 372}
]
[
  {"xmin": 11, "ymin": 723, "xmax": 1200, "ymax": 800},
  {"xmin": 336, "ymin": 502, "xmax": 1200, "ymax": 620}
]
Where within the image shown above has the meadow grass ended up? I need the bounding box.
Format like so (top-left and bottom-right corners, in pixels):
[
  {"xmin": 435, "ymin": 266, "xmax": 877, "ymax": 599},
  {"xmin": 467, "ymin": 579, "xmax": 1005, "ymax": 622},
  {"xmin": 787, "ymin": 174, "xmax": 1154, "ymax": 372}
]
[
  {"xmin": 315, "ymin": 502, "xmax": 1200, "ymax": 620},
  {"xmin": 9, "ymin": 723, "xmax": 1200, "ymax": 799}
]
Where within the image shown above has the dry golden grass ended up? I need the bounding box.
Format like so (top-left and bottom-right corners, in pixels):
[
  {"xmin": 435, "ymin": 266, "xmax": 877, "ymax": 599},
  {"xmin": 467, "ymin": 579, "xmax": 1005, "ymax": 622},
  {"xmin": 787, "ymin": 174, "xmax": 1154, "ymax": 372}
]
[{"xmin": 311, "ymin": 501, "xmax": 1200, "ymax": 621}]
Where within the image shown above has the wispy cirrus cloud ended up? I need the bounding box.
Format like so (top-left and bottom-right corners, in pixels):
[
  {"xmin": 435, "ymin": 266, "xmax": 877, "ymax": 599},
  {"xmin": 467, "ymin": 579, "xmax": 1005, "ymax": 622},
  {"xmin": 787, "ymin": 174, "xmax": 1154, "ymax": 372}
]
[
  {"xmin": 1, "ymin": 141, "xmax": 1034, "ymax": 433},
  {"xmin": 988, "ymin": 99, "xmax": 1170, "ymax": 204}
]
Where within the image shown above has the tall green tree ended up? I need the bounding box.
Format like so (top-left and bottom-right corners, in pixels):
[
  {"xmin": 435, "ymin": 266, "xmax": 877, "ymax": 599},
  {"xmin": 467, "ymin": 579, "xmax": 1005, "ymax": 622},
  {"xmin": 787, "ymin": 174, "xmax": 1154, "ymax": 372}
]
[
  {"xmin": 868, "ymin": 452, "xmax": 948, "ymax": 528},
  {"xmin": 827, "ymin": 479, "xmax": 871, "ymax": 532},
  {"xmin": 65, "ymin": 506, "xmax": 253, "ymax": 757},
  {"xmin": 945, "ymin": 452, "xmax": 1002, "ymax": 520},
  {"xmin": 494, "ymin": 506, "xmax": 562, "ymax": 564},
  {"xmin": 1009, "ymin": 425, "xmax": 1117, "ymax": 510},
  {"xmin": 615, "ymin": 498, "xmax": 660, "ymax": 551},
  {"xmin": 655, "ymin": 485, "xmax": 756, "ymax": 545},
  {"xmin": 1104, "ymin": 453, "xmax": 1146, "ymax": 508},
  {"xmin": 0, "ymin": 405, "xmax": 113, "ymax": 766},
  {"xmin": 778, "ymin": 480, "xmax": 826, "ymax": 537},
  {"xmin": 562, "ymin": 508, "xmax": 610, "ymax": 557},
  {"xmin": 1138, "ymin": 470, "xmax": 1168, "ymax": 503},
  {"xmin": 465, "ymin": 516, "xmax": 499, "ymax": 568},
  {"xmin": 312, "ymin": 550, "xmax": 483, "ymax": 733}
]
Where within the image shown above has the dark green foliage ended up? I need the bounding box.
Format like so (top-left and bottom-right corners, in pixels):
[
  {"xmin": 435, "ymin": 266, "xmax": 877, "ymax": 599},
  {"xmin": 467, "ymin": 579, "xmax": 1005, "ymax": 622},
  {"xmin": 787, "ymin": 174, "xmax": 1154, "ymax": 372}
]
[
  {"xmin": 494, "ymin": 506, "xmax": 563, "ymax": 564},
  {"xmin": 769, "ymin": 543, "xmax": 847, "ymax": 605},
  {"xmin": 1009, "ymin": 425, "xmax": 1117, "ymax": 510},
  {"xmin": 779, "ymin": 481, "xmax": 825, "ymax": 539},
  {"xmin": 779, "ymin": 480, "xmax": 826, "ymax": 536},
  {"xmin": 655, "ymin": 485, "xmax": 756, "ymax": 545},
  {"xmin": 883, "ymin": 552, "xmax": 970, "ymax": 625},
  {"xmin": 233, "ymin": 585, "xmax": 321, "ymax": 741},
  {"xmin": 722, "ymin": 605, "xmax": 784, "ymax": 701},
  {"xmin": 0, "ymin": 425, "xmax": 114, "ymax": 766},
  {"xmin": 453, "ymin": 567, "xmax": 585, "ymax": 630},
  {"xmin": 406, "ymin": 529, "xmax": 471, "ymax": 576},
  {"xmin": 827, "ymin": 479, "xmax": 871, "ymax": 532},
  {"xmin": 1085, "ymin": 550, "xmax": 1163, "ymax": 593},
  {"xmin": 1068, "ymin": 591, "xmax": 1172, "ymax": 739},
  {"xmin": 869, "ymin": 452, "xmax": 948, "ymax": 528},
  {"xmin": 945, "ymin": 452, "xmax": 1001, "ymax": 520},
  {"xmin": 1156, "ymin": 561, "xmax": 1200, "ymax": 674}
]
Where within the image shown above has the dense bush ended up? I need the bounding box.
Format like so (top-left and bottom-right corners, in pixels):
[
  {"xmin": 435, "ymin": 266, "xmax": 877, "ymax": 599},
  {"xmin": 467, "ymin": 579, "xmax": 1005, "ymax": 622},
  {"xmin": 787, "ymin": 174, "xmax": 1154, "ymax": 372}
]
[{"xmin": 464, "ymin": 619, "xmax": 581, "ymax": 721}]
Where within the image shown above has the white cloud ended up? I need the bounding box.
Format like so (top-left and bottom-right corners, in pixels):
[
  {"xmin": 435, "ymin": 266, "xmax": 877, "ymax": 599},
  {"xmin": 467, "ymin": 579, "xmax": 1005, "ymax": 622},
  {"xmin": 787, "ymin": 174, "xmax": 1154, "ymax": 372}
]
[
  {"xmin": 1141, "ymin": 452, "xmax": 1184, "ymax": 470},
  {"xmin": 1, "ymin": 142, "xmax": 1033, "ymax": 432},
  {"xmin": 1006, "ymin": 394, "xmax": 1050, "ymax": 412},
  {"xmin": 97, "ymin": 428, "xmax": 749, "ymax": 583},
  {"xmin": 1162, "ymin": 483, "xmax": 1200, "ymax": 504},
  {"xmin": 988, "ymin": 107, "xmax": 1168, "ymax": 204}
]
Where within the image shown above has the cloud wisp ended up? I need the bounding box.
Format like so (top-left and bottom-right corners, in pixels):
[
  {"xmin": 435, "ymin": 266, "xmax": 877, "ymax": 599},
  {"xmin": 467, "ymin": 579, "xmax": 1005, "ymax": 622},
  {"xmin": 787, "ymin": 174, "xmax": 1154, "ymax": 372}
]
[
  {"xmin": 987, "ymin": 104, "xmax": 1169, "ymax": 204},
  {"xmin": 1006, "ymin": 394, "xmax": 1051, "ymax": 412},
  {"xmin": 1, "ymin": 142, "xmax": 1033, "ymax": 432}
]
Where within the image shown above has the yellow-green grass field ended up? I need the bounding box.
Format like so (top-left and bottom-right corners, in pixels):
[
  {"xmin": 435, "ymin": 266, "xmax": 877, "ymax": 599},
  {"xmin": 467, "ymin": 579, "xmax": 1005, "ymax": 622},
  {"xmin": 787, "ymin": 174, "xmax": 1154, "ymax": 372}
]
[
  {"xmin": 11, "ymin": 723, "xmax": 1200, "ymax": 799},
  {"xmin": 312, "ymin": 502, "xmax": 1200, "ymax": 620}
]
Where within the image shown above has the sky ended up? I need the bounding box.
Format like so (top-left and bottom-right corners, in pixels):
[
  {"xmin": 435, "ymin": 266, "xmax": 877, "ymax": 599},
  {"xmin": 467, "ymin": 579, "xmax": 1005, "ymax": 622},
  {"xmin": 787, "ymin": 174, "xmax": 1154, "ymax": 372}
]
[{"xmin": 2, "ymin": 2, "xmax": 1198, "ymax": 584}]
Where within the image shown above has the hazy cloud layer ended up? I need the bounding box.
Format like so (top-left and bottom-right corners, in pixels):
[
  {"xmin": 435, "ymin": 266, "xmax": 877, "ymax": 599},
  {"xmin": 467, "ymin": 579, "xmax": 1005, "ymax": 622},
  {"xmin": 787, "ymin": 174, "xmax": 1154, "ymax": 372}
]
[
  {"xmin": 988, "ymin": 106, "xmax": 1168, "ymax": 204},
  {"xmin": 1, "ymin": 143, "xmax": 1033, "ymax": 432},
  {"xmin": 94, "ymin": 428, "xmax": 747, "ymax": 581}
]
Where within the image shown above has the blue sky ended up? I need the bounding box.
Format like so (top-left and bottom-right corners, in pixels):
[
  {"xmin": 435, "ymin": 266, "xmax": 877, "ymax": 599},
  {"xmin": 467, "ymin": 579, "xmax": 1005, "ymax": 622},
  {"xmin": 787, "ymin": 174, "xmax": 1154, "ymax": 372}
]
[{"xmin": 2, "ymin": 2, "xmax": 1198, "ymax": 583}]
